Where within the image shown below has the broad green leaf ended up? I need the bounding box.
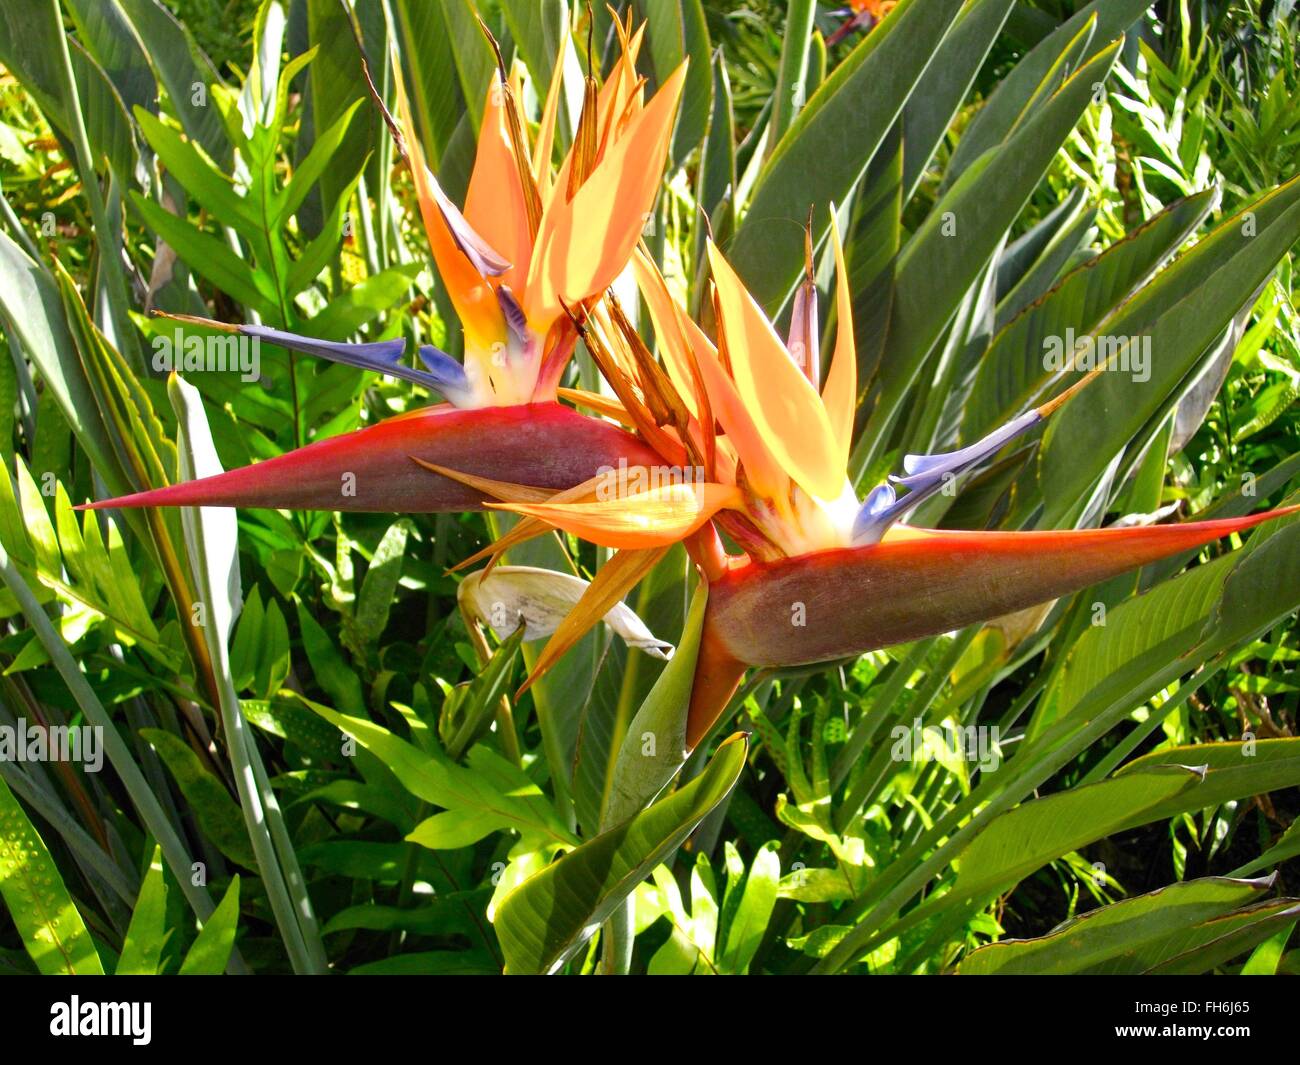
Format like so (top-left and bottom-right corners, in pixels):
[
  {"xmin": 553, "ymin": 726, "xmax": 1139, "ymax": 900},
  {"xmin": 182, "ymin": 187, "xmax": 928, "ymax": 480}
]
[
  {"xmin": 64, "ymin": 0, "xmax": 155, "ymax": 118},
  {"xmin": 348, "ymin": 518, "xmax": 411, "ymax": 652},
  {"xmin": 945, "ymin": 0, "xmax": 1152, "ymax": 183},
  {"xmin": 0, "ymin": 229, "xmax": 132, "ymax": 498},
  {"xmin": 718, "ymin": 841, "xmax": 779, "ymax": 975},
  {"xmin": 643, "ymin": 0, "xmax": 712, "ymax": 165},
  {"xmin": 280, "ymin": 98, "xmax": 363, "ymax": 227},
  {"xmin": 115, "ymin": 0, "xmax": 231, "ymax": 163},
  {"xmin": 134, "ymin": 107, "xmax": 256, "ymax": 234},
  {"xmin": 303, "ymin": 700, "xmax": 576, "ymax": 849},
  {"xmin": 116, "ymin": 844, "xmax": 169, "ymax": 975},
  {"xmin": 1239, "ymin": 919, "xmax": 1295, "ymax": 976},
  {"xmin": 0, "ymin": 1, "xmax": 138, "ymax": 182},
  {"xmin": 957, "ymin": 875, "xmax": 1280, "ymax": 974},
  {"xmin": 899, "ymin": 0, "xmax": 1015, "ymax": 200},
  {"xmin": 1040, "ymin": 177, "xmax": 1300, "ymax": 522},
  {"xmin": 0, "ymin": 776, "xmax": 103, "ymax": 975},
  {"xmin": 305, "ymin": 263, "xmax": 421, "ymax": 341},
  {"xmin": 441, "ymin": 624, "xmax": 526, "ymax": 760},
  {"xmin": 766, "ymin": 0, "xmax": 815, "ymax": 154},
  {"xmin": 390, "ymin": 0, "xmax": 468, "ymax": 170},
  {"xmin": 860, "ymin": 42, "xmax": 1121, "ymax": 462},
  {"xmin": 140, "ymin": 729, "xmax": 257, "ymax": 869},
  {"xmin": 295, "ymin": 599, "xmax": 365, "ymax": 714},
  {"xmin": 1146, "ymin": 899, "xmax": 1300, "ymax": 975},
  {"xmin": 130, "ymin": 193, "xmax": 279, "ymax": 317},
  {"xmin": 729, "ymin": 0, "xmax": 967, "ymax": 315},
  {"xmin": 964, "ymin": 188, "xmax": 1215, "ymax": 442},
  {"xmin": 303, "ymin": 0, "xmax": 377, "ymax": 235},
  {"xmin": 602, "ymin": 579, "xmax": 707, "ymax": 829},
  {"xmin": 179, "ymin": 876, "xmax": 241, "ymax": 975},
  {"xmin": 571, "ymin": 545, "xmax": 688, "ymax": 836},
  {"xmin": 495, "ymin": 733, "xmax": 748, "ymax": 974},
  {"xmin": 952, "ymin": 739, "xmax": 1300, "ymax": 907}
]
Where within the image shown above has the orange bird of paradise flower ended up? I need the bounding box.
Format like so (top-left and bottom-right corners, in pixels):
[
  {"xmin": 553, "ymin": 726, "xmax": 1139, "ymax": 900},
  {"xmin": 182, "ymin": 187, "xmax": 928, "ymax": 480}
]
[
  {"xmin": 451, "ymin": 210, "xmax": 1299, "ymax": 750},
  {"xmin": 86, "ymin": 12, "xmax": 683, "ymax": 515}
]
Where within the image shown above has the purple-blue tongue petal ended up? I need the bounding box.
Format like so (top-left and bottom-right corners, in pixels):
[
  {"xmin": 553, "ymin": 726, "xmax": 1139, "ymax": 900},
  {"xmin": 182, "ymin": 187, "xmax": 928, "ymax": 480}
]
[
  {"xmin": 893, "ymin": 409, "xmax": 1041, "ymax": 488},
  {"xmin": 242, "ymin": 324, "xmax": 467, "ymax": 400},
  {"xmin": 853, "ymin": 409, "xmax": 1042, "ymax": 545},
  {"xmin": 496, "ymin": 285, "xmax": 529, "ymax": 349},
  {"xmin": 417, "ymin": 345, "xmax": 474, "ymax": 406},
  {"xmin": 851, "ymin": 483, "xmax": 897, "ymax": 545}
]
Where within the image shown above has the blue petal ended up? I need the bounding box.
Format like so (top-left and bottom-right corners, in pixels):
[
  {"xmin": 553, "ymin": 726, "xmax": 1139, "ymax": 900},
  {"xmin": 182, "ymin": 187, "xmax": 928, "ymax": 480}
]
[
  {"xmin": 850, "ymin": 483, "xmax": 897, "ymax": 545},
  {"xmin": 242, "ymin": 324, "xmax": 468, "ymax": 400},
  {"xmin": 417, "ymin": 345, "xmax": 474, "ymax": 405},
  {"xmin": 891, "ymin": 410, "xmax": 1041, "ymax": 489},
  {"xmin": 851, "ymin": 409, "xmax": 1042, "ymax": 544},
  {"xmin": 496, "ymin": 285, "xmax": 529, "ymax": 348}
]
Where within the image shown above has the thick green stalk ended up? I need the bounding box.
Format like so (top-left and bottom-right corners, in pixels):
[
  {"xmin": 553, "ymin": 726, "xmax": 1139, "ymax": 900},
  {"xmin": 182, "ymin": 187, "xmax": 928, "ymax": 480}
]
[{"xmin": 768, "ymin": 0, "xmax": 817, "ymax": 157}]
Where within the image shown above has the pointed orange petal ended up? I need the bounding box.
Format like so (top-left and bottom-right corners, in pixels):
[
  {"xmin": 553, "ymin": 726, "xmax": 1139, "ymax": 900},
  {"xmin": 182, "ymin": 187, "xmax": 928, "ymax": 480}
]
[
  {"xmin": 410, "ymin": 458, "xmax": 556, "ymax": 503},
  {"xmin": 821, "ymin": 210, "xmax": 857, "ymax": 479},
  {"xmin": 518, "ymin": 545, "xmax": 665, "ymax": 695},
  {"xmin": 396, "ymin": 86, "xmax": 504, "ymax": 349},
  {"xmin": 491, "ymin": 479, "xmax": 740, "ymax": 550},
  {"xmin": 533, "ymin": 30, "xmax": 570, "ymax": 197},
  {"xmin": 692, "ymin": 322, "xmax": 787, "ymax": 502},
  {"xmin": 706, "ymin": 241, "xmax": 841, "ymax": 500},
  {"xmin": 557, "ymin": 387, "xmax": 635, "ymax": 426},
  {"xmin": 524, "ymin": 62, "xmax": 686, "ymax": 327},
  {"xmin": 464, "ymin": 77, "xmax": 533, "ymax": 292}
]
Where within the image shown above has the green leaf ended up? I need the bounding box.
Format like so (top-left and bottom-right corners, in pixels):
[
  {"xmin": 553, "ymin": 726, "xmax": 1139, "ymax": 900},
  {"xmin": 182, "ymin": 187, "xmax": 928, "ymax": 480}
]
[
  {"xmin": 130, "ymin": 193, "xmax": 279, "ymax": 317},
  {"xmin": 140, "ymin": 729, "xmax": 257, "ymax": 869},
  {"xmin": 945, "ymin": 0, "xmax": 1151, "ymax": 183},
  {"xmin": 179, "ymin": 876, "xmax": 241, "ymax": 975},
  {"xmin": 951, "ymin": 739, "xmax": 1300, "ymax": 908},
  {"xmin": 899, "ymin": 0, "xmax": 1015, "ymax": 200},
  {"xmin": 295, "ymin": 599, "xmax": 365, "ymax": 714},
  {"xmin": 306, "ymin": 263, "xmax": 421, "ymax": 341},
  {"xmin": 860, "ymin": 40, "xmax": 1122, "ymax": 461},
  {"xmin": 0, "ymin": 776, "xmax": 103, "ymax": 975},
  {"xmin": 1146, "ymin": 899, "xmax": 1300, "ymax": 975},
  {"xmin": 349, "ymin": 518, "xmax": 411, "ymax": 651},
  {"xmin": 602, "ymin": 580, "xmax": 708, "ymax": 828},
  {"xmin": 0, "ymin": 1, "xmax": 138, "ymax": 182},
  {"xmin": 718, "ymin": 841, "xmax": 779, "ymax": 975},
  {"xmin": 963, "ymin": 188, "xmax": 1216, "ymax": 442},
  {"xmin": 644, "ymin": 0, "xmax": 712, "ymax": 165},
  {"xmin": 116, "ymin": 844, "xmax": 169, "ymax": 975},
  {"xmin": 957, "ymin": 875, "xmax": 1282, "ymax": 974},
  {"xmin": 1040, "ymin": 177, "xmax": 1300, "ymax": 522},
  {"xmin": 302, "ymin": 699, "xmax": 576, "ymax": 849},
  {"xmin": 728, "ymin": 0, "xmax": 968, "ymax": 315},
  {"xmin": 281, "ymin": 98, "xmax": 363, "ymax": 227},
  {"xmin": 766, "ymin": 0, "xmax": 814, "ymax": 154},
  {"xmin": 134, "ymin": 107, "xmax": 255, "ymax": 233},
  {"xmin": 442, "ymin": 624, "xmax": 526, "ymax": 760},
  {"xmin": 115, "ymin": 0, "xmax": 231, "ymax": 163},
  {"xmin": 0, "ymin": 229, "xmax": 131, "ymax": 498},
  {"xmin": 495, "ymin": 733, "xmax": 748, "ymax": 974},
  {"xmin": 390, "ymin": 0, "xmax": 468, "ymax": 171}
]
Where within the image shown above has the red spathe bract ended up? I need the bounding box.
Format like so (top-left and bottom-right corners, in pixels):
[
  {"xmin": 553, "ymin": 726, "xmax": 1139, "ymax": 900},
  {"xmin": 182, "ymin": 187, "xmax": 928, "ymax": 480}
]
[
  {"xmin": 81, "ymin": 402, "xmax": 661, "ymax": 513},
  {"xmin": 685, "ymin": 508, "xmax": 1299, "ymax": 747}
]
